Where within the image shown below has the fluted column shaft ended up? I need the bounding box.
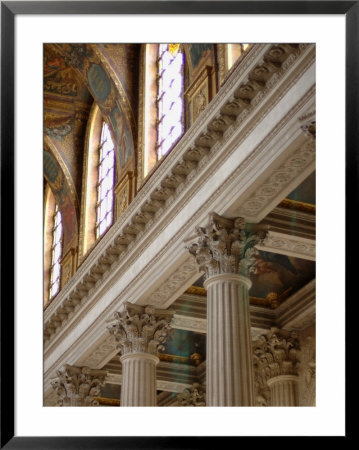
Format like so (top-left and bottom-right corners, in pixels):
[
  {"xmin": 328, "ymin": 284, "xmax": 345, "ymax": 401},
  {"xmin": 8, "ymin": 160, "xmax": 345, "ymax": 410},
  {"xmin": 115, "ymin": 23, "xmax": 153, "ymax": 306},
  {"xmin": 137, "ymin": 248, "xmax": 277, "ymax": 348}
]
[
  {"xmin": 267, "ymin": 375, "xmax": 298, "ymax": 406},
  {"xmin": 120, "ymin": 353, "xmax": 159, "ymax": 407},
  {"xmin": 205, "ymin": 273, "xmax": 254, "ymax": 406}
]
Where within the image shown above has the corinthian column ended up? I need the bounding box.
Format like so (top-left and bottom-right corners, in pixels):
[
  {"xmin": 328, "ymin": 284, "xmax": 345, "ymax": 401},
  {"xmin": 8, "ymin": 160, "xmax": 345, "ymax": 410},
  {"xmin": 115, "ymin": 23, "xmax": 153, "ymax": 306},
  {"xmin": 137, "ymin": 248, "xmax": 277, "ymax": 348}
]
[
  {"xmin": 188, "ymin": 213, "xmax": 266, "ymax": 406},
  {"xmin": 253, "ymin": 328, "xmax": 300, "ymax": 406},
  {"xmin": 50, "ymin": 365, "xmax": 107, "ymax": 406},
  {"xmin": 107, "ymin": 303, "xmax": 174, "ymax": 406}
]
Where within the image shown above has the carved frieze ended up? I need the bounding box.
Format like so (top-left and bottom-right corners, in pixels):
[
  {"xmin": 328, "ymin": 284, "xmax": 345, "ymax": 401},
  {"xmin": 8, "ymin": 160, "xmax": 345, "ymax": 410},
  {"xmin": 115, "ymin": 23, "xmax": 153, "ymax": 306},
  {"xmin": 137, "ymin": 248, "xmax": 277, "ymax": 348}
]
[
  {"xmin": 188, "ymin": 213, "xmax": 267, "ymax": 278},
  {"xmin": 50, "ymin": 364, "xmax": 107, "ymax": 406},
  {"xmin": 256, "ymin": 230, "xmax": 315, "ymax": 261},
  {"xmin": 107, "ymin": 303, "xmax": 174, "ymax": 356}
]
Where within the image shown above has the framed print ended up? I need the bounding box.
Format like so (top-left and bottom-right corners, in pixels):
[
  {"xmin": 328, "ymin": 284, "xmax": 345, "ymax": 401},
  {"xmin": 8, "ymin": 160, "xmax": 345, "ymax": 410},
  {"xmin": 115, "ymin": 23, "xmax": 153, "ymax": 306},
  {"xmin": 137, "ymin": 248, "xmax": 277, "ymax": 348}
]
[{"xmin": 1, "ymin": 1, "xmax": 353, "ymax": 447}]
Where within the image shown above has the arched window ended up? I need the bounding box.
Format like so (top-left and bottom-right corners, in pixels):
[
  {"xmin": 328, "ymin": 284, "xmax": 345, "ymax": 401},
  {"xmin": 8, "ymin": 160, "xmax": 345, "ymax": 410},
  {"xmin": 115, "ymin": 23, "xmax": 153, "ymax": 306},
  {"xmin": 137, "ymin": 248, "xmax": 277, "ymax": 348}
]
[
  {"xmin": 95, "ymin": 121, "xmax": 115, "ymax": 238},
  {"xmin": 156, "ymin": 44, "xmax": 184, "ymax": 158},
  {"xmin": 49, "ymin": 203, "xmax": 63, "ymax": 300},
  {"xmin": 79, "ymin": 104, "xmax": 117, "ymax": 262}
]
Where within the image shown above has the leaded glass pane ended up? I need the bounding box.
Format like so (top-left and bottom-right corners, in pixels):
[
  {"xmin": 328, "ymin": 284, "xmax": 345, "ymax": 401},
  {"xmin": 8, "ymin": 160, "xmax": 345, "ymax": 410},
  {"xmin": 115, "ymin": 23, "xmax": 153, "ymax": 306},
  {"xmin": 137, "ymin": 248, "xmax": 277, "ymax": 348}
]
[
  {"xmin": 157, "ymin": 44, "xmax": 184, "ymax": 158},
  {"xmin": 49, "ymin": 204, "xmax": 63, "ymax": 300},
  {"xmin": 96, "ymin": 121, "xmax": 115, "ymax": 238}
]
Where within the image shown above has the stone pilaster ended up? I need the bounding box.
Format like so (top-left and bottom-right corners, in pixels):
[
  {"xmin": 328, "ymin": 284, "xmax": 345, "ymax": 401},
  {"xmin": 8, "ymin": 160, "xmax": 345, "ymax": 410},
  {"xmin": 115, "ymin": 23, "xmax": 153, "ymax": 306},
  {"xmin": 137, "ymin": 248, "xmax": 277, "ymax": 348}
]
[
  {"xmin": 107, "ymin": 302, "xmax": 174, "ymax": 406},
  {"xmin": 50, "ymin": 365, "xmax": 107, "ymax": 406},
  {"xmin": 176, "ymin": 383, "xmax": 206, "ymax": 406},
  {"xmin": 253, "ymin": 327, "xmax": 300, "ymax": 406},
  {"xmin": 188, "ymin": 213, "xmax": 266, "ymax": 406}
]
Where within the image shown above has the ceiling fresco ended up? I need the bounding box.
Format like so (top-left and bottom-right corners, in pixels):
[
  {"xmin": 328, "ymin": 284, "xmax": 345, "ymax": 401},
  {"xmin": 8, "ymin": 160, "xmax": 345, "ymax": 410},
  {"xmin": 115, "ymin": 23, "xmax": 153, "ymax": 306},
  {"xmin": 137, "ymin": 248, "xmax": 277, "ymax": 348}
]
[
  {"xmin": 249, "ymin": 250, "xmax": 315, "ymax": 305},
  {"xmin": 97, "ymin": 44, "xmax": 140, "ymax": 123},
  {"xmin": 164, "ymin": 329, "xmax": 206, "ymax": 360},
  {"xmin": 44, "ymin": 44, "xmax": 94, "ymax": 200}
]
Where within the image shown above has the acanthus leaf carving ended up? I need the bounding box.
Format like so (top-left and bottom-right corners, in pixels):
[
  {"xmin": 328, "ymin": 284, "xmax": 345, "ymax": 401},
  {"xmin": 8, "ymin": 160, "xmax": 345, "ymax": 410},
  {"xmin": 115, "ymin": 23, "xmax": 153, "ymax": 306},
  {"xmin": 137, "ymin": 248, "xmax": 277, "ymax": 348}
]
[
  {"xmin": 187, "ymin": 213, "xmax": 267, "ymax": 278},
  {"xmin": 252, "ymin": 327, "xmax": 300, "ymax": 385},
  {"xmin": 107, "ymin": 303, "xmax": 174, "ymax": 357},
  {"xmin": 50, "ymin": 364, "xmax": 107, "ymax": 406}
]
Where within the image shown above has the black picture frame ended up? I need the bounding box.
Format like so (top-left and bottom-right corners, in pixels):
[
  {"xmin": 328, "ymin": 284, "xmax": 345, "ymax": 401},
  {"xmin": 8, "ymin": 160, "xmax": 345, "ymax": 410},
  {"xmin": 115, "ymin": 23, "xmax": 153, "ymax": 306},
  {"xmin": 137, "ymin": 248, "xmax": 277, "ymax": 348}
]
[{"xmin": 1, "ymin": 1, "xmax": 353, "ymax": 448}]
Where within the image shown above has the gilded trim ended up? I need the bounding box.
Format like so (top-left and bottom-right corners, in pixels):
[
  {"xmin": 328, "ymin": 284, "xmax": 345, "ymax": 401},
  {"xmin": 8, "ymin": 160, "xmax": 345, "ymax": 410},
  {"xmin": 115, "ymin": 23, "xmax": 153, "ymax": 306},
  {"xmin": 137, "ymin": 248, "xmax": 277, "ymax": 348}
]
[
  {"xmin": 93, "ymin": 396, "xmax": 121, "ymax": 406},
  {"xmin": 185, "ymin": 286, "xmax": 206, "ymax": 296},
  {"xmin": 279, "ymin": 198, "xmax": 316, "ymax": 214}
]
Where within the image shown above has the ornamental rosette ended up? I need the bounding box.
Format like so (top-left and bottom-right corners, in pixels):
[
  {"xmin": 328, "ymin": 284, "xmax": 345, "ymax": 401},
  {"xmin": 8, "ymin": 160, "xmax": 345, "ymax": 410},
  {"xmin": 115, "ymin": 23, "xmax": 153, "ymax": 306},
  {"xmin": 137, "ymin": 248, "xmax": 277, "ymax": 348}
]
[
  {"xmin": 252, "ymin": 328, "xmax": 300, "ymax": 384},
  {"xmin": 187, "ymin": 213, "xmax": 267, "ymax": 278},
  {"xmin": 50, "ymin": 365, "xmax": 107, "ymax": 406},
  {"xmin": 107, "ymin": 303, "xmax": 174, "ymax": 357}
]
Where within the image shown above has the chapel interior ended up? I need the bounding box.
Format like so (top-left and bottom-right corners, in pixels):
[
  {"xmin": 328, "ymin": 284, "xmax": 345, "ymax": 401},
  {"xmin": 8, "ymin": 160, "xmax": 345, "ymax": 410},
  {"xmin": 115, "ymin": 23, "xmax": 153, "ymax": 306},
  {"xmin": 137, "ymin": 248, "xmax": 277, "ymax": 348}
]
[{"xmin": 43, "ymin": 43, "xmax": 316, "ymax": 407}]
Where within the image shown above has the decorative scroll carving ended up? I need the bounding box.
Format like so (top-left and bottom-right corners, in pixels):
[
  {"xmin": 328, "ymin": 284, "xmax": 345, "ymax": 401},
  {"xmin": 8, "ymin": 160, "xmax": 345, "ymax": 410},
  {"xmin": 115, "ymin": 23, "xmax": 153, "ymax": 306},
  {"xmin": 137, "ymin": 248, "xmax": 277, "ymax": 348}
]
[
  {"xmin": 253, "ymin": 328, "xmax": 300, "ymax": 383},
  {"xmin": 107, "ymin": 303, "xmax": 174, "ymax": 356},
  {"xmin": 236, "ymin": 139, "xmax": 315, "ymax": 219},
  {"xmin": 50, "ymin": 364, "xmax": 107, "ymax": 406},
  {"xmin": 146, "ymin": 260, "xmax": 198, "ymax": 306},
  {"xmin": 176, "ymin": 383, "xmax": 206, "ymax": 406},
  {"xmin": 188, "ymin": 213, "xmax": 267, "ymax": 278}
]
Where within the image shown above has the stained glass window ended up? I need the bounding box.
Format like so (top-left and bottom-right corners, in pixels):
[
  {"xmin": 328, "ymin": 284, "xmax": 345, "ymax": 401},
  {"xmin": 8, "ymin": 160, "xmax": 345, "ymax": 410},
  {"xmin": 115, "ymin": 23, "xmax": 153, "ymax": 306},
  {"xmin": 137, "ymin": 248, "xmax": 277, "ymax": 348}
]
[
  {"xmin": 49, "ymin": 204, "xmax": 63, "ymax": 300},
  {"xmin": 96, "ymin": 121, "xmax": 115, "ymax": 238},
  {"xmin": 156, "ymin": 44, "xmax": 184, "ymax": 158}
]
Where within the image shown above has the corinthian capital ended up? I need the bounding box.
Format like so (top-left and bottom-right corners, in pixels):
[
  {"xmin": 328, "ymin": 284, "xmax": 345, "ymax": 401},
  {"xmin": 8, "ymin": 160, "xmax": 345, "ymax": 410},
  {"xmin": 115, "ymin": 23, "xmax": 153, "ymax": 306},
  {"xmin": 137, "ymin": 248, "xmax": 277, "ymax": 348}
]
[
  {"xmin": 176, "ymin": 383, "xmax": 206, "ymax": 406},
  {"xmin": 50, "ymin": 365, "xmax": 107, "ymax": 406},
  {"xmin": 107, "ymin": 303, "xmax": 174, "ymax": 357},
  {"xmin": 187, "ymin": 213, "xmax": 267, "ymax": 278},
  {"xmin": 253, "ymin": 328, "xmax": 300, "ymax": 383}
]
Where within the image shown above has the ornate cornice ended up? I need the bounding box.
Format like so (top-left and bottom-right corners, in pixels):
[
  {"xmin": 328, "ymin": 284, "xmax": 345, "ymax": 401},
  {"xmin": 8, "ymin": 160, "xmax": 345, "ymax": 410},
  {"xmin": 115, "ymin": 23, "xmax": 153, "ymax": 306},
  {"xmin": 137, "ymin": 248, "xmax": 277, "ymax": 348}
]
[
  {"xmin": 171, "ymin": 315, "xmax": 207, "ymax": 333},
  {"xmin": 187, "ymin": 213, "xmax": 267, "ymax": 278},
  {"xmin": 43, "ymin": 44, "xmax": 315, "ymax": 376},
  {"xmin": 256, "ymin": 230, "xmax": 315, "ymax": 261},
  {"xmin": 50, "ymin": 364, "xmax": 107, "ymax": 406},
  {"xmin": 235, "ymin": 138, "xmax": 315, "ymax": 220},
  {"xmin": 107, "ymin": 303, "xmax": 174, "ymax": 356}
]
